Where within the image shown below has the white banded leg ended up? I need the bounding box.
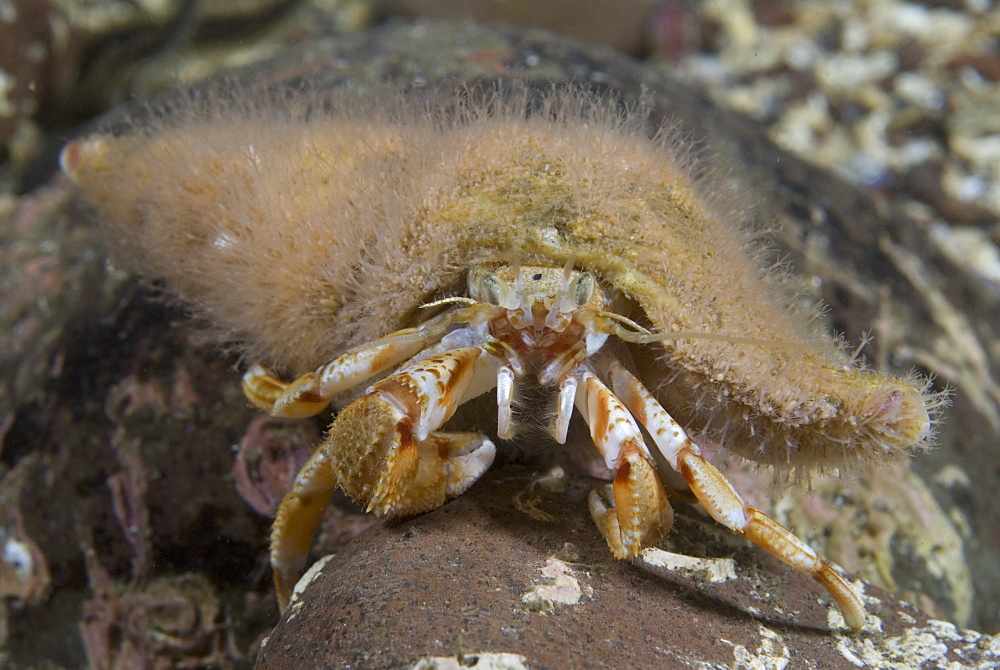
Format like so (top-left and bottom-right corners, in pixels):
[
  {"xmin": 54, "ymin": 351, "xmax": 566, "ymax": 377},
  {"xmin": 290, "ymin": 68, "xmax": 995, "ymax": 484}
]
[
  {"xmin": 574, "ymin": 369, "xmax": 672, "ymax": 559},
  {"xmin": 241, "ymin": 307, "xmax": 484, "ymax": 418},
  {"xmin": 604, "ymin": 359, "xmax": 867, "ymax": 632}
]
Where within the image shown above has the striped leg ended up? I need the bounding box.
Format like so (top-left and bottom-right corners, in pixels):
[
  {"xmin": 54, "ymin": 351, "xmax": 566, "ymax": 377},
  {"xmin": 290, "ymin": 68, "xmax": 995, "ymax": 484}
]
[
  {"xmin": 604, "ymin": 359, "xmax": 867, "ymax": 632},
  {"xmin": 574, "ymin": 369, "xmax": 673, "ymax": 559},
  {"xmin": 241, "ymin": 321, "xmax": 458, "ymax": 418}
]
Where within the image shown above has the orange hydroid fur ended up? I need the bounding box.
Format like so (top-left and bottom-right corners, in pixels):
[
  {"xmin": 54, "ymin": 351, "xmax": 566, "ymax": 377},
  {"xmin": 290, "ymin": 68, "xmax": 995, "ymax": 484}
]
[{"xmin": 61, "ymin": 82, "xmax": 943, "ymax": 476}]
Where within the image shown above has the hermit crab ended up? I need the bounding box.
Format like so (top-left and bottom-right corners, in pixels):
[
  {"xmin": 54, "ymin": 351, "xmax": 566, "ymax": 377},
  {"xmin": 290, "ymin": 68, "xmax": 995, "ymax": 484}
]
[{"xmin": 60, "ymin": 83, "xmax": 939, "ymax": 632}]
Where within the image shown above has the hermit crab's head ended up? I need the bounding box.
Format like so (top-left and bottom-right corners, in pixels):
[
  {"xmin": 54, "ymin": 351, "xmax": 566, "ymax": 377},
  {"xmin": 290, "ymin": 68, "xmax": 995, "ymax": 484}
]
[
  {"xmin": 467, "ymin": 264, "xmax": 607, "ymax": 333},
  {"xmin": 462, "ymin": 264, "xmax": 623, "ymax": 442}
]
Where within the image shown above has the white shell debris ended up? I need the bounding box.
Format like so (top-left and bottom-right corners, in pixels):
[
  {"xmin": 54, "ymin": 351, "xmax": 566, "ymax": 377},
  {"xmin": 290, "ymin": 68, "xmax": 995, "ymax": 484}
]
[
  {"xmin": 410, "ymin": 652, "xmax": 529, "ymax": 670},
  {"xmin": 520, "ymin": 557, "xmax": 592, "ymax": 612},
  {"xmin": 639, "ymin": 547, "xmax": 738, "ymax": 583}
]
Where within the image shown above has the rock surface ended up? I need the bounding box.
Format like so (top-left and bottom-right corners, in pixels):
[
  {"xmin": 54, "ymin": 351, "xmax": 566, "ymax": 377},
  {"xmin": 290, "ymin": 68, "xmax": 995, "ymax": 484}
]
[{"xmin": 255, "ymin": 463, "xmax": 999, "ymax": 669}]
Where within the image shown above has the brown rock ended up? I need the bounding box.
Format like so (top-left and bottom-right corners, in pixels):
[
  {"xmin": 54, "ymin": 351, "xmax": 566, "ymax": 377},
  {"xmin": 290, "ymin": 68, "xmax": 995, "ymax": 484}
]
[
  {"xmin": 255, "ymin": 463, "xmax": 998, "ymax": 669},
  {"xmin": 378, "ymin": 0, "xmax": 658, "ymax": 55}
]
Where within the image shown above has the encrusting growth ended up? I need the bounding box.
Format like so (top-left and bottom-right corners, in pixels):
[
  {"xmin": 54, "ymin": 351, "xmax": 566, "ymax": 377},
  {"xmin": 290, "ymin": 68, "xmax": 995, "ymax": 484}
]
[{"xmin": 61, "ymin": 83, "xmax": 943, "ymax": 631}]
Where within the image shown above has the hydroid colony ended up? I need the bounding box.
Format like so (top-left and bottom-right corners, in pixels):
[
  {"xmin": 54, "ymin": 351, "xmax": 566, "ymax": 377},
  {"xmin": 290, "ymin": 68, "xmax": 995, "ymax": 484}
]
[{"xmin": 62, "ymin": 83, "xmax": 941, "ymax": 628}]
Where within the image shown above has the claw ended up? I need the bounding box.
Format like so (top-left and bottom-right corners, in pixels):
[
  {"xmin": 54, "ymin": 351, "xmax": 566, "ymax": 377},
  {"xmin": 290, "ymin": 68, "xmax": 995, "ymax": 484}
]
[
  {"xmin": 268, "ymin": 347, "xmax": 498, "ymax": 612},
  {"xmin": 577, "ymin": 370, "xmax": 672, "ymax": 557},
  {"xmin": 587, "ymin": 446, "xmax": 672, "ymax": 558},
  {"xmin": 388, "ymin": 432, "xmax": 496, "ymax": 514}
]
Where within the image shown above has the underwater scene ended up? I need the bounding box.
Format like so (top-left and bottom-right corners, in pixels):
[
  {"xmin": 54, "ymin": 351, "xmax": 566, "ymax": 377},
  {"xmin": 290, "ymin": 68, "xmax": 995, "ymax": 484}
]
[{"xmin": 2, "ymin": 1, "xmax": 999, "ymax": 667}]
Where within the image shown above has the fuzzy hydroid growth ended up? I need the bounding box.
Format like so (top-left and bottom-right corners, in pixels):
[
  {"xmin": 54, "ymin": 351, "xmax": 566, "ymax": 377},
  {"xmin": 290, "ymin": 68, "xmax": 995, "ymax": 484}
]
[{"xmin": 61, "ymin": 83, "xmax": 941, "ymax": 476}]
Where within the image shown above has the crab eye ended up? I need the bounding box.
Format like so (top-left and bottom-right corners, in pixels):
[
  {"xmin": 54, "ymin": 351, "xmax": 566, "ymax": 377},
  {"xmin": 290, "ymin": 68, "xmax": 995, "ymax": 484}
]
[
  {"xmin": 570, "ymin": 273, "xmax": 595, "ymax": 306},
  {"xmin": 479, "ymin": 273, "xmax": 508, "ymax": 306}
]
